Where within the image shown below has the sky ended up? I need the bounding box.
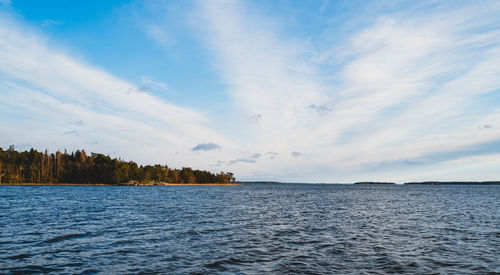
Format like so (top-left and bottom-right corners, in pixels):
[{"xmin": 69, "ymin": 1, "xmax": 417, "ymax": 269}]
[{"xmin": 1, "ymin": 0, "xmax": 500, "ymax": 183}]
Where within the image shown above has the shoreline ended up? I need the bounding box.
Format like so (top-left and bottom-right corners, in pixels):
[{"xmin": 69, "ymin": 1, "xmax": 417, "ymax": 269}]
[{"xmin": 0, "ymin": 183, "xmax": 240, "ymax": 186}]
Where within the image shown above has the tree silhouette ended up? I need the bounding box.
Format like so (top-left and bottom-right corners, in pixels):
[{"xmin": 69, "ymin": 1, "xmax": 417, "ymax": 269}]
[{"xmin": 0, "ymin": 146, "xmax": 234, "ymax": 184}]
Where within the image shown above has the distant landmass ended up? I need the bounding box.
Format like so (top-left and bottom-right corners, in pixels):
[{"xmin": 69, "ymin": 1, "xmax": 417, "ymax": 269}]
[{"xmin": 404, "ymin": 181, "xmax": 500, "ymax": 185}]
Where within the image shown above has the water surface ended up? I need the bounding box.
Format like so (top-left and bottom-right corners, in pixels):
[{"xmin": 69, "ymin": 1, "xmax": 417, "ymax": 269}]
[{"xmin": 1, "ymin": 184, "xmax": 499, "ymax": 274}]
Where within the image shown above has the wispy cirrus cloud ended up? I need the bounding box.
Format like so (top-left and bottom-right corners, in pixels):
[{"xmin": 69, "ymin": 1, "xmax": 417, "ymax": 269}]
[
  {"xmin": 265, "ymin": 152, "xmax": 278, "ymax": 159},
  {"xmin": 144, "ymin": 24, "xmax": 171, "ymax": 48},
  {"xmin": 2, "ymin": 1, "xmax": 500, "ymax": 182},
  {"xmin": 62, "ymin": 131, "xmax": 79, "ymax": 136},
  {"xmin": 69, "ymin": 120, "xmax": 84, "ymax": 126},
  {"xmin": 0, "ymin": 12, "xmax": 230, "ymax": 168},
  {"xmin": 139, "ymin": 75, "xmax": 171, "ymax": 94},
  {"xmin": 228, "ymin": 153, "xmax": 261, "ymax": 165},
  {"xmin": 41, "ymin": 19, "xmax": 61, "ymax": 28},
  {"xmin": 196, "ymin": 0, "xmax": 500, "ymax": 181},
  {"xmin": 307, "ymin": 104, "xmax": 332, "ymax": 114}
]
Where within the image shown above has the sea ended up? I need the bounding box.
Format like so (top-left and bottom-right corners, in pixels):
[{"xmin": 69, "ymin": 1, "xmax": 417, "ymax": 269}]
[{"xmin": 0, "ymin": 184, "xmax": 499, "ymax": 274}]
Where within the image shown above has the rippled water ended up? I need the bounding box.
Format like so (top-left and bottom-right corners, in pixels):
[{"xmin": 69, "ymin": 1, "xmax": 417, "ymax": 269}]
[{"xmin": 1, "ymin": 184, "xmax": 499, "ymax": 274}]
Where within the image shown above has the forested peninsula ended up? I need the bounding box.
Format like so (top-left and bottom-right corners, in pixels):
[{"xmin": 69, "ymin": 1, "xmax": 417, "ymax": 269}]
[{"xmin": 0, "ymin": 146, "xmax": 235, "ymax": 185}]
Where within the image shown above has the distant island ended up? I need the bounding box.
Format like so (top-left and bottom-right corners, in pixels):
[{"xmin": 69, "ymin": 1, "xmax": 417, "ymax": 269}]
[
  {"xmin": 404, "ymin": 181, "xmax": 500, "ymax": 185},
  {"xmin": 353, "ymin": 181, "xmax": 500, "ymax": 185},
  {"xmin": 0, "ymin": 146, "xmax": 235, "ymax": 185},
  {"xmin": 354, "ymin": 182, "xmax": 396, "ymax": 185}
]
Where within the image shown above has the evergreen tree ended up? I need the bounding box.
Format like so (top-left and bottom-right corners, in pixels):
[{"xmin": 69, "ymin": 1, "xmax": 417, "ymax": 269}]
[{"xmin": 0, "ymin": 146, "xmax": 235, "ymax": 184}]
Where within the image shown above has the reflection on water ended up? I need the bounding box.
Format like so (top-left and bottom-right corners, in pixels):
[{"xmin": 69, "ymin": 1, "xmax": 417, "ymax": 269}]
[{"xmin": 0, "ymin": 184, "xmax": 499, "ymax": 274}]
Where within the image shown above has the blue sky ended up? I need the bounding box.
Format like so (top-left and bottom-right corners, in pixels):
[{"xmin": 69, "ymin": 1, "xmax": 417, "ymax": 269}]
[{"xmin": 1, "ymin": 0, "xmax": 500, "ymax": 183}]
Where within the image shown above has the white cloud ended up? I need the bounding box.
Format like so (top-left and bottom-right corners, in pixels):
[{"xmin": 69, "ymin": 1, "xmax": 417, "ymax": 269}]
[
  {"xmin": 2, "ymin": 1, "xmax": 500, "ymax": 182},
  {"xmin": 319, "ymin": 0, "xmax": 330, "ymax": 14},
  {"xmin": 326, "ymin": 7, "xmax": 500, "ymax": 168},
  {"xmin": 444, "ymin": 154, "xmax": 500, "ymax": 165},
  {"xmin": 139, "ymin": 75, "xmax": 171, "ymax": 94},
  {"xmin": 41, "ymin": 19, "xmax": 61, "ymax": 28},
  {"xmin": 196, "ymin": 1, "xmax": 500, "ymax": 181},
  {"xmin": 197, "ymin": 1, "xmax": 330, "ymax": 173},
  {"xmin": 228, "ymin": 153, "xmax": 261, "ymax": 165},
  {"xmin": 145, "ymin": 24, "xmax": 171, "ymax": 48},
  {"xmin": 191, "ymin": 142, "xmax": 221, "ymax": 151},
  {"xmin": 0, "ymin": 14, "xmax": 234, "ymax": 170}
]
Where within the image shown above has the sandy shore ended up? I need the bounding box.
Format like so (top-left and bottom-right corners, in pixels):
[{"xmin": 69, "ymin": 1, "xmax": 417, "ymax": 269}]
[
  {"xmin": 0, "ymin": 183, "xmax": 240, "ymax": 186},
  {"xmin": 160, "ymin": 183, "xmax": 239, "ymax": 186}
]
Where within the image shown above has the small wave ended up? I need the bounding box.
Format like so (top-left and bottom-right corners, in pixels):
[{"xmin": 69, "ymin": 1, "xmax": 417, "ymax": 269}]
[
  {"xmin": 374, "ymin": 256, "xmax": 405, "ymax": 273},
  {"xmin": 6, "ymin": 253, "xmax": 30, "ymax": 260},
  {"xmin": 117, "ymin": 249, "xmax": 135, "ymax": 255},
  {"xmin": 1, "ymin": 265, "xmax": 62, "ymax": 273},
  {"xmin": 204, "ymin": 261, "xmax": 229, "ymax": 271},
  {"xmin": 80, "ymin": 268, "xmax": 101, "ymax": 274},
  {"xmin": 44, "ymin": 233, "xmax": 89, "ymax": 243},
  {"xmin": 407, "ymin": 261, "xmax": 419, "ymax": 268},
  {"xmin": 111, "ymin": 239, "xmax": 136, "ymax": 245},
  {"xmin": 204, "ymin": 257, "xmax": 249, "ymax": 270},
  {"xmin": 24, "ymin": 232, "xmax": 42, "ymax": 235}
]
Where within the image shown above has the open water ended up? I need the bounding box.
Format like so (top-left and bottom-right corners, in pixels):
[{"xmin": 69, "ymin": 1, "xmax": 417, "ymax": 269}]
[{"xmin": 0, "ymin": 184, "xmax": 499, "ymax": 274}]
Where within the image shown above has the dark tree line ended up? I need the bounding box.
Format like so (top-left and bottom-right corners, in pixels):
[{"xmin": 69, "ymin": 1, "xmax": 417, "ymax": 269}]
[{"xmin": 0, "ymin": 146, "xmax": 235, "ymax": 184}]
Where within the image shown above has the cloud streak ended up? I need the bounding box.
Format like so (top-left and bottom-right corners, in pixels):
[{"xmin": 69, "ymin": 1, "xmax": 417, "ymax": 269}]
[
  {"xmin": 139, "ymin": 76, "xmax": 170, "ymax": 94},
  {"xmin": 196, "ymin": 0, "xmax": 500, "ymax": 181},
  {"xmin": 2, "ymin": 1, "xmax": 500, "ymax": 182},
  {"xmin": 0, "ymin": 13, "xmax": 229, "ymax": 169},
  {"xmin": 69, "ymin": 120, "xmax": 84, "ymax": 126},
  {"xmin": 228, "ymin": 153, "xmax": 261, "ymax": 165},
  {"xmin": 191, "ymin": 142, "xmax": 221, "ymax": 151}
]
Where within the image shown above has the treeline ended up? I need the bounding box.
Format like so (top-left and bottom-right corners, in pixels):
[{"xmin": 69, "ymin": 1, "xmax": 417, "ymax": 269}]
[{"xmin": 0, "ymin": 146, "xmax": 235, "ymax": 184}]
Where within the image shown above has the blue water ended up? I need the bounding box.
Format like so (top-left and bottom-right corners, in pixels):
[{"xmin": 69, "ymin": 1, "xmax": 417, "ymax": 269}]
[{"xmin": 0, "ymin": 184, "xmax": 499, "ymax": 274}]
